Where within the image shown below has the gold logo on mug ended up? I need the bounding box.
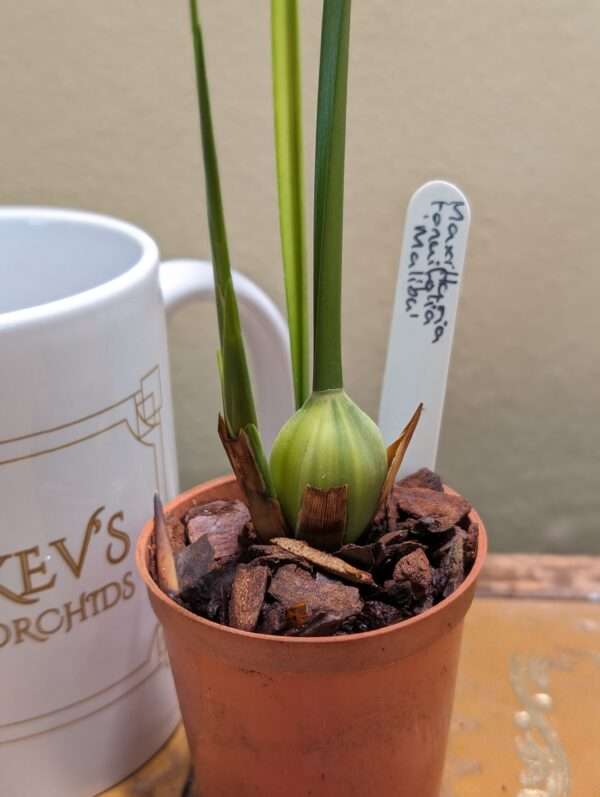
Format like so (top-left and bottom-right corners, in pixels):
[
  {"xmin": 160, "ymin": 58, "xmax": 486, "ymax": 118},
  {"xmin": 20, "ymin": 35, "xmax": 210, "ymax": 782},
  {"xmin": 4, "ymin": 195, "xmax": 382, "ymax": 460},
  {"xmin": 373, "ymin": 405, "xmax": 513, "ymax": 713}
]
[{"xmin": 0, "ymin": 507, "xmax": 135, "ymax": 649}]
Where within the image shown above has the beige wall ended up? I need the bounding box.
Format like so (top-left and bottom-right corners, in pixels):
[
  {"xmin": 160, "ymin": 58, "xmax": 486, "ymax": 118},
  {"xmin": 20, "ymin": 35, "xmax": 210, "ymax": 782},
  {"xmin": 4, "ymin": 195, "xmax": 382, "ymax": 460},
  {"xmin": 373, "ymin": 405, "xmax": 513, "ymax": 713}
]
[{"xmin": 2, "ymin": 1, "xmax": 599, "ymax": 553}]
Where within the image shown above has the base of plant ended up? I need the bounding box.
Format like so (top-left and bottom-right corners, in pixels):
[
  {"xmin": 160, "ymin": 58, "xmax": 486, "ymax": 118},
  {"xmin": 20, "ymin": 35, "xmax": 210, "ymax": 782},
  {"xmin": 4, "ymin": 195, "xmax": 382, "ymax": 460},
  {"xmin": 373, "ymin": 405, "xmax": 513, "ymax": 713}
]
[{"xmin": 150, "ymin": 468, "xmax": 479, "ymax": 638}]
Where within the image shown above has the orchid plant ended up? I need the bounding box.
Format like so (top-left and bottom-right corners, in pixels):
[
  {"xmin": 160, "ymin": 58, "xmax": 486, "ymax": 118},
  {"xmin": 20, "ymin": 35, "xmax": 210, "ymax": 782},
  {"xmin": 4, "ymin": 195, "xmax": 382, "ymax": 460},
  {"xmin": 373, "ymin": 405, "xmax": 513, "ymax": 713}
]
[{"xmin": 188, "ymin": 0, "xmax": 420, "ymax": 553}]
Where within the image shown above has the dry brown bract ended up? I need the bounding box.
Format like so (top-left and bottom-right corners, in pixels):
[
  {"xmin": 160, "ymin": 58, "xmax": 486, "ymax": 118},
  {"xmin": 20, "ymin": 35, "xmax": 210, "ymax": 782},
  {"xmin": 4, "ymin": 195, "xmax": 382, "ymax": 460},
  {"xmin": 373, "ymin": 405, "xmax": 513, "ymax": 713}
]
[
  {"xmin": 153, "ymin": 494, "xmax": 180, "ymax": 595},
  {"xmin": 378, "ymin": 404, "xmax": 423, "ymax": 508},
  {"xmin": 218, "ymin": 415, "xmax": 287, "ymax": 542},
  {"xmin": 296, "ymin": 484, "xmax": 348, "ymax": 552}
]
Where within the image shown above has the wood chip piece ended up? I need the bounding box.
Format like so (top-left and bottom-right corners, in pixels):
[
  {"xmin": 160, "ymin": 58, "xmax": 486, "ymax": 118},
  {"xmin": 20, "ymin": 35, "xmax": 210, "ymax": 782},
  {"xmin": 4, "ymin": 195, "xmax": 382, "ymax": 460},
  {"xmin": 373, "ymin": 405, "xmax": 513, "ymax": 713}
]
[
  {"xmin": 335, "ymin": 543, "xmax": 380, "ymax": 571},
  {"xmin": 464, "ymin": 521, "xmax": 479, "ymax": 571},
  {"xmin": 176, "ymin": 535, "xmax": 215, "ymax": 592},
  {"xmin": 393, "ymin": 548, "xmax": 433, "ymax": 598},
  {"xmin": 186, "ymin": 500, "xmax": 250, "ymax": 544},
  {"xmin": 269, "ymin": 565, "xmax": 363, "ymax": 622},
  {"xmin": 272, "ymin": 538, "xmax": 375, "ymax": 586},
  {"xmin": 398, "ymin": 468, "xmax": 444, "ymax": 492},
  {"xmin": 256, "ymin": 603, "xmax": 289, "ymax": 635},
  {"xmin": 359, "ymin": 601, "xmax": 404, "ymax": 629},
  {"xmin": 228, "ymin": 564, "xmax": 269, "ymax": 632},
  {"xmin": 285, "ymin": 612, "xmax": 345, "ymax": 637},
  {"xmin": 286, "ymin": 603, "xmax": 309, "ymax": 628},
  {"xmin": 180, "ymin": 500, "xmax": 244, "ymax": 570},
  {"xmin": 167, "ymin": 515, "xmax": 187, "ymax": 550},
  {"xmin": 180, "ymin": 559, "xmax": 237, "ymax": 624},
  {"xmin": 377, "ymin": 529, "xmax": 411, "ymax": 547},
  {"xmin": 392, "ymin": 486, "xmax": 471, "ymax": 532},
  {"xmin": 440, "ymin": 534, "xmax": 465, "ymax": 598},
  {"xmin": 243, "ymin": 544, "xmax": 305, "ymax": 568},
  {"xmin": 381, "ymin": 579, "xmax": 413, "ymax": 611},
  {"xmin": 374, "ymin": 541, "xmax": 423, "ymax": 581}
]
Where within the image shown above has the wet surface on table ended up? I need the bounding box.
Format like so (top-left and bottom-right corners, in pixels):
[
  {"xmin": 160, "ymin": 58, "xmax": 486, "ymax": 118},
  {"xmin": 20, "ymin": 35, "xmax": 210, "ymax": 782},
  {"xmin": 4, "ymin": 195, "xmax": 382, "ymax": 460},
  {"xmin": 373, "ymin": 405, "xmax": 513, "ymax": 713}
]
[{"xmin": 105, "ymin": 596, "xmax": 600, "ymax": 796}]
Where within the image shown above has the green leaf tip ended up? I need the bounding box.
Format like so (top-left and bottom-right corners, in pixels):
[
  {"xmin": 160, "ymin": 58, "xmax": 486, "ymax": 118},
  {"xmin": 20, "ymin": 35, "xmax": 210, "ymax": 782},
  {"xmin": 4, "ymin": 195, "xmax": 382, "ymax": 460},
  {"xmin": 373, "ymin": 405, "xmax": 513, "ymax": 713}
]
[{"xmin": 189, "ymin": 0, "xmax": 258, "ymax": 436}]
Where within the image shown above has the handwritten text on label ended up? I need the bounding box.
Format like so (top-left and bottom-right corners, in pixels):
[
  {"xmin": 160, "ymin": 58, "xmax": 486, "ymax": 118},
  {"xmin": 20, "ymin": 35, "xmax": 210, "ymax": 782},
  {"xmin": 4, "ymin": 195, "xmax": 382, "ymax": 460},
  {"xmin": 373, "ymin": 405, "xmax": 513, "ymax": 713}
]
[{"xmin": 405, "ymin": 200, "xmax": 466, "ymax": 344}]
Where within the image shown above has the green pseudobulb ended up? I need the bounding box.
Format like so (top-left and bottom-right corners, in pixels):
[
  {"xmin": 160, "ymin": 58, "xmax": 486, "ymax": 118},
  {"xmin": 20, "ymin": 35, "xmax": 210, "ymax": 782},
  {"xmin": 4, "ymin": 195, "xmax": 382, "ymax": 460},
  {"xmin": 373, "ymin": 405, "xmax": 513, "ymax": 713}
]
[{"xmin": 270, "ymin": 389, "xmax": 388, "ymax": 544}]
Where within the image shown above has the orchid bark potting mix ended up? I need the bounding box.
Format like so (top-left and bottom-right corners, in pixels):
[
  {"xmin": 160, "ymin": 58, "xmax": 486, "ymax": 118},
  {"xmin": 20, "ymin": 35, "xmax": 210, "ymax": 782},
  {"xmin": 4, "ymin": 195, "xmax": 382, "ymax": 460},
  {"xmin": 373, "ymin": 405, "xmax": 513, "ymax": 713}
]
[{"xmin": 151, "ymin": 467, "xmax": 479, "ymax": 637}]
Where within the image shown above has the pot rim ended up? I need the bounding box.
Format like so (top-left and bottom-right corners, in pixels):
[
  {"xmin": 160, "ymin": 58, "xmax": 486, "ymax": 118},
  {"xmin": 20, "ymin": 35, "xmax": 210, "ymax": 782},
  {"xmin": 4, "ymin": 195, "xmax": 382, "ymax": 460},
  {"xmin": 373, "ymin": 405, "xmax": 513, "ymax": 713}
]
[{"xmin": 136, "ymin": 475, "xmax": 488, "ymax": 647}]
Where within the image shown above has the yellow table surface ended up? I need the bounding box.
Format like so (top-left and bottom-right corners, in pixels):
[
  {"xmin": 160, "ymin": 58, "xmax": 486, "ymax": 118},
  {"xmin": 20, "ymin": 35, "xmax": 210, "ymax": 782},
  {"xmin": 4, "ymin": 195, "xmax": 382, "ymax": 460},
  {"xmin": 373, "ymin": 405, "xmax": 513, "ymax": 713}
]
[{"xmin": 105, "ymin": 557, "xmax": 600, "ymax": 796}]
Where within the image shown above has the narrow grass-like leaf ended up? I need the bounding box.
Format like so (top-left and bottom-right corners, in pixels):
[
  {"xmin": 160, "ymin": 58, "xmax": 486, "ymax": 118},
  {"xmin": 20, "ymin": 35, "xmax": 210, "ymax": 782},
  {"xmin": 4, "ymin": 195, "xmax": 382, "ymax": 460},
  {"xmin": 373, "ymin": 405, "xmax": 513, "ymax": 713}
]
[
  {"xmin": 189, "ymin": 0, "xmax": 257, "ymax": 434},
  {"xmin": 220, "ymin": 282, "xmax": 259, "ymax": 434},
  {"xmin": 271, "ymin": 0, "xmax": 309, "ymax": 409},
  {"xmin": 313, "ymin": 0, "xmax": 352, "ymax": 393}
]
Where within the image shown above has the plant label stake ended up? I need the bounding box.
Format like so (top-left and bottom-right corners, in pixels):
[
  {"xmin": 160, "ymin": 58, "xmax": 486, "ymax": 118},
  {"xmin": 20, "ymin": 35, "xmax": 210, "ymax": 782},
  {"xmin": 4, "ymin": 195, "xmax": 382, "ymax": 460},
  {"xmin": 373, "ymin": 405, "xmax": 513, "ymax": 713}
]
[{"xmin": 378, "ymin": 180, "xmax": 471, "ymax": 476}]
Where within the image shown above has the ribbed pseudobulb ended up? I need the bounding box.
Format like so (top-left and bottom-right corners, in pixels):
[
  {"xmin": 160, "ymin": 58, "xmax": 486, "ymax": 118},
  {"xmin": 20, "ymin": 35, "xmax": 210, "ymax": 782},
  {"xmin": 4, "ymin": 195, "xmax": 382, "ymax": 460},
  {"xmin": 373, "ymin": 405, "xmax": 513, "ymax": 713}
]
[{"xmin": 270, "ymin": 389, "xmax": 388, "ymax": 544}]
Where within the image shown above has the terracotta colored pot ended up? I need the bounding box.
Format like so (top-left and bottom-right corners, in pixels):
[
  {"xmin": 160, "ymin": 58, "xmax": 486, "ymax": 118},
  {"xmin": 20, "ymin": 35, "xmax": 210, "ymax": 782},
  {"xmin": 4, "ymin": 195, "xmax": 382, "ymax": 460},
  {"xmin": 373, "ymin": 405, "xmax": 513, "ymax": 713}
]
[{"xmin": 136, "ymin": 476, "xmax": 487, "ymax": 797}]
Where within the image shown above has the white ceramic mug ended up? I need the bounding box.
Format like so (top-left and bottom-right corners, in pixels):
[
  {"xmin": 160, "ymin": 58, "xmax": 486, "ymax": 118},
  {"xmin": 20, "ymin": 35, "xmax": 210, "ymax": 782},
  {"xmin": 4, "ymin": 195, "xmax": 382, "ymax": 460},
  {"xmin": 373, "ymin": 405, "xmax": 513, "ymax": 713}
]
[{"xmin": 0, "ymin": 207, "xmax": 292, "ymax": 795}]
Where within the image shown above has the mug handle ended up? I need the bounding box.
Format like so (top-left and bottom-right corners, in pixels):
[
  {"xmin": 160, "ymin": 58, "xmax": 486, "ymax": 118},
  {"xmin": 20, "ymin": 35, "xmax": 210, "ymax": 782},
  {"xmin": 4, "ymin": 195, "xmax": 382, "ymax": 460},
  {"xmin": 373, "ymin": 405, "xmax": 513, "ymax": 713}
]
[{"xmin": 159, "ymin": 259, "xmax": 294, "ymax": 450}]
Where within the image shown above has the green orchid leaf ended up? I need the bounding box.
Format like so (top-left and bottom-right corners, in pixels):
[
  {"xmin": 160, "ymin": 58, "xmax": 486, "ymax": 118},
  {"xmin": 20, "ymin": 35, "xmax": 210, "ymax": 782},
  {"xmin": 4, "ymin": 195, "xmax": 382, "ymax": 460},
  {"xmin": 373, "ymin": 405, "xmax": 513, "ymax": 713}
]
[
  {"xmin": 313, "ymin": 0, "xmax": 352, "ymax": 392},
  {"xmin": 189, "ymin": 0, "xmax": 258, "ymax": 435},
  {"xmin": 271, "ymin": 0, "xmax": 310, "ymax": 409}
]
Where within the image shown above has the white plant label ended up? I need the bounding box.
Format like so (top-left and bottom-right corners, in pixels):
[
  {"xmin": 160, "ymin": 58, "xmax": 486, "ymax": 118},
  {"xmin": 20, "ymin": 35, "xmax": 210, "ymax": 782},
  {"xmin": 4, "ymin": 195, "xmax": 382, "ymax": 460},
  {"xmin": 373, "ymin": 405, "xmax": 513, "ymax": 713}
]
[{"xmin": 378, "ymin": 180, "xmax": 471, "ymax": 476}]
